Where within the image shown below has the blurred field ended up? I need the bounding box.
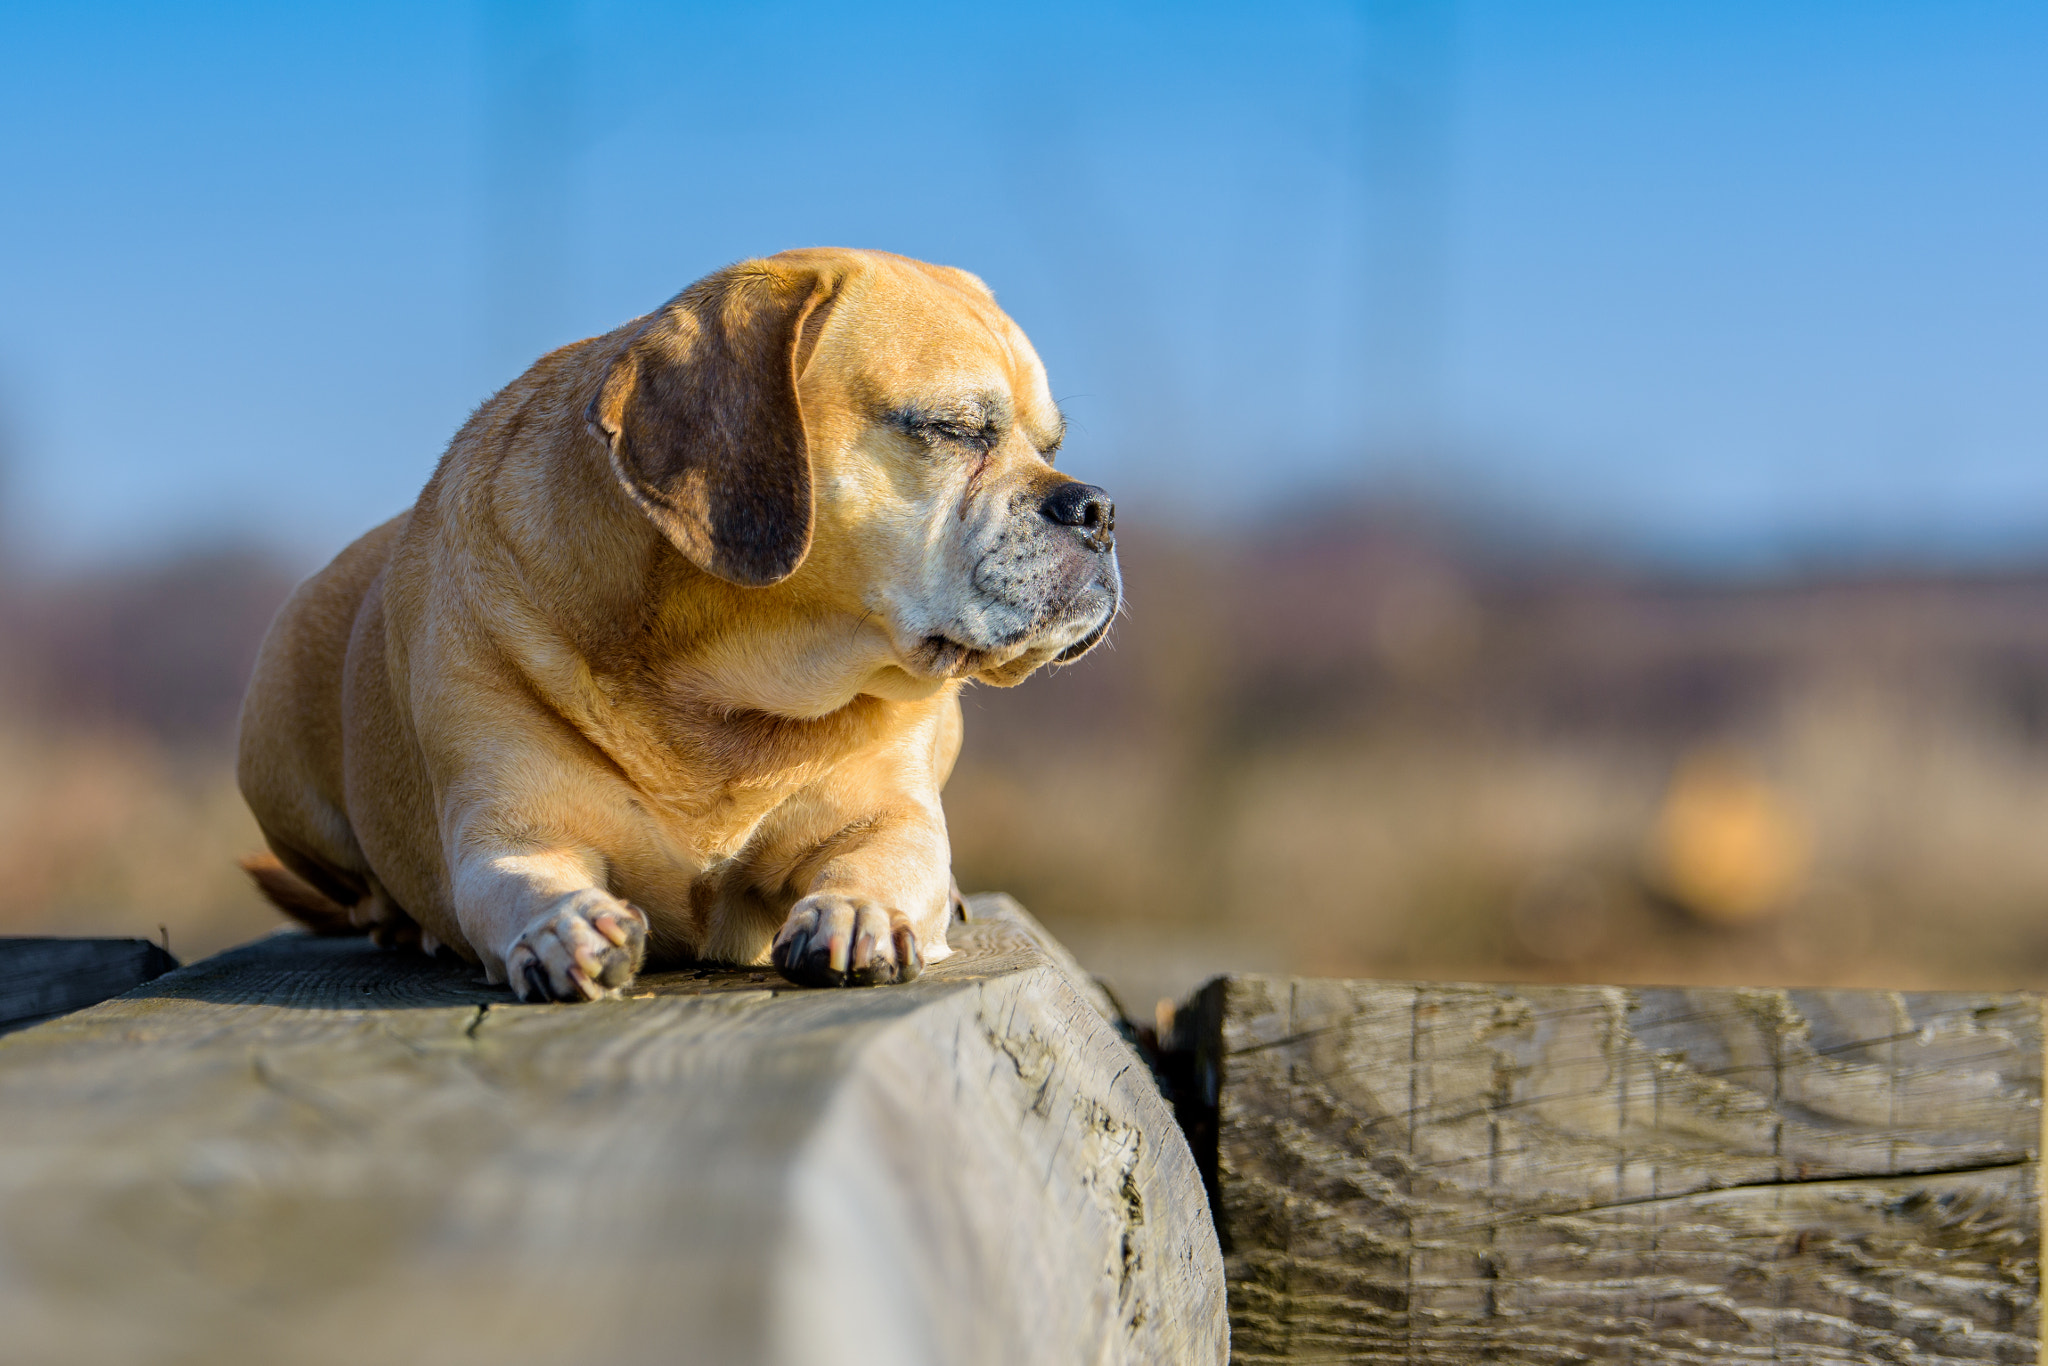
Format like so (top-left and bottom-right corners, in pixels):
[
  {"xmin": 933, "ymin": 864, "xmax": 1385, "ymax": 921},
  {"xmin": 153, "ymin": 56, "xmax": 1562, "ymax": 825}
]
[
  {"xmin": 5, "ymin": 514, "xmax": 2048, "ymax": 1013},
  {"xmin": 954, "ymin": 516, "xmax": 2048, "ymax": 1009},
  {"xmin": 0, "ymin": 552, "xmax": 296, "ymax": 958}
]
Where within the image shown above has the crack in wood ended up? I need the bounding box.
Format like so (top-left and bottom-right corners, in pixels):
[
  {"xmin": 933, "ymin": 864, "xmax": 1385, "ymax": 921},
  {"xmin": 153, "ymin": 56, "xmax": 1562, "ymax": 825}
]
[{"xmin": 1196, "ymin": 975, "xmax": 2040, "ymax": 1364}]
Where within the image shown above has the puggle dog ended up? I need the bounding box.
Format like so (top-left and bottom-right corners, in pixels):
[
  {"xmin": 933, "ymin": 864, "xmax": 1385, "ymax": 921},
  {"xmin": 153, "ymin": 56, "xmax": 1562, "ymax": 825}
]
[{"xmin": 236, "ymin": 248, "xmax": 1119, "ymax": 1001}]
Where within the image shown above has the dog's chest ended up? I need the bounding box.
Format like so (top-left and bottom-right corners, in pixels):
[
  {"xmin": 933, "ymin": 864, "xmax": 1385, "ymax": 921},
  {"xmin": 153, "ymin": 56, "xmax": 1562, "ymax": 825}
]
[{"xmin": 628, "ymin": 715, "xmax": 880, "ymax": 856}]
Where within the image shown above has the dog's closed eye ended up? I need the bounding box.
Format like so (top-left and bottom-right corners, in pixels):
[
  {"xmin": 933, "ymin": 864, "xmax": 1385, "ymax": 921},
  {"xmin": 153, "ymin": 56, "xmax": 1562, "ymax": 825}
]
[
  {"xmin": 890, "ymin": 397, "xmax": 1007, "ymax": 454},
  {"xmin": 916, "ymin": 419, "xmax": 993, "ymax": 449}
]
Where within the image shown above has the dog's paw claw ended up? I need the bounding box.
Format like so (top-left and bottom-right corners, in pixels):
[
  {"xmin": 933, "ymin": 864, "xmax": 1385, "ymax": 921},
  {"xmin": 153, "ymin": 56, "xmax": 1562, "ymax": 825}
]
[
  {"xmin": 506, "ymin": 893, "xmax": 648, "ymax": 1002},
  {"xmin": 772, "ymin": 895, "xmax": 923, "ymax": 988}
]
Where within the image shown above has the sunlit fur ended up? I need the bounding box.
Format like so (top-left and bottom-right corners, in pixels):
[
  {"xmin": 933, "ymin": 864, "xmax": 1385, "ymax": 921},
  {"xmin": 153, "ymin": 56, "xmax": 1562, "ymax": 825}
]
[{"xmin": 236, "ymin": 249, "xmax": 1119, "ymax": 990}]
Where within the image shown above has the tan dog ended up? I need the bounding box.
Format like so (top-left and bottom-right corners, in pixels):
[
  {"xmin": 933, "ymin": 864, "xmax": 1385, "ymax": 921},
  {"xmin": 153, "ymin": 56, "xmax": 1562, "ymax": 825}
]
[{"xmin": 236, "ymin": 249, "xmax": 1118, "ymax": 1000}]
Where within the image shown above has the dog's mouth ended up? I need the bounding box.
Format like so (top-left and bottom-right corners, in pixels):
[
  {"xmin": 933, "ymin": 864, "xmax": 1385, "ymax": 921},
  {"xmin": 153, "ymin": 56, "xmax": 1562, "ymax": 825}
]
[
  {"xmin": 913, "ymin": 634, "xmax": 992, "ymax": 679},
  {"xmin": 903, "ymin": 570, "xmax": 1121, "ymax": 681},
  {"xmin": 911, "ymin": 607, "xmax": 1114, "ymax": 683},
  {"xmin": 1046, "ymin": 572, "xmax": 1122, "ymax": 665},
  {"xmin": 1052, "ymin": 611, "xmax": 1114, "ymax": 664}
]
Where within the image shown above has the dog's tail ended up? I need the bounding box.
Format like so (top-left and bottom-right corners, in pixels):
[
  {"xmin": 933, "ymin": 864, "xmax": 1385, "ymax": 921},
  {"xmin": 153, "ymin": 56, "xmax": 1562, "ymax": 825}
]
[{"xmin": 239, "ymin": 851, "xmax": 365, "ymax": 937}]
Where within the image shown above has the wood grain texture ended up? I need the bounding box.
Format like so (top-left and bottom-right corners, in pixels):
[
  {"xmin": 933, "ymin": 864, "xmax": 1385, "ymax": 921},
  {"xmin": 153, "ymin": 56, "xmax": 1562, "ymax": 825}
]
[
  {"xmin": 0, "ymin": 895, "xmax": 1224, "ymax": 1366},
  {"xmin": 1192, "ymin": 976, "xmax": 2040, "ymax": 1364},
  {"xmin": 0, "ymin": 936, "xmax": 178, "ymax": 1035}
]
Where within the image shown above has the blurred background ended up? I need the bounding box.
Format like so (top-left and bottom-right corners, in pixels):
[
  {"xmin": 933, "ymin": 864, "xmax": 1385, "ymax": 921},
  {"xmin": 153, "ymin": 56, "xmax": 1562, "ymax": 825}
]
[{"xmin": 3, "ymin": 1, "xmax": 2046, "ymax": 1013}]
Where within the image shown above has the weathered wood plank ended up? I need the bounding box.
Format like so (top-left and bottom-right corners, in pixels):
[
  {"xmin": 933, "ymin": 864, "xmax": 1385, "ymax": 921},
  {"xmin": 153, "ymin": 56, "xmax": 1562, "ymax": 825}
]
[
  {"xmin": 0, "ymin": 896, "xmax": 1225, "ymax": 1366},
  {"xmin": 0, "ymin": 936, "xmax": 179, "ymax": 1035},
  {"xmin": 1186, "ymin": 976, "xmax": 2040, "ymax": 1364}
]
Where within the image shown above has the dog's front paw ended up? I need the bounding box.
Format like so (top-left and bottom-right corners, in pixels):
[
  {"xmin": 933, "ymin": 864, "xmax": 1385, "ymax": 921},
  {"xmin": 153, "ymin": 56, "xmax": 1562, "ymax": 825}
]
[
  {"xmin": 772, "ymin": 894, "xmax": 923, "ymax": 988},
  {"xmin": 506, "ymin": 891, "xmax": 648, "ymax": 1002}
]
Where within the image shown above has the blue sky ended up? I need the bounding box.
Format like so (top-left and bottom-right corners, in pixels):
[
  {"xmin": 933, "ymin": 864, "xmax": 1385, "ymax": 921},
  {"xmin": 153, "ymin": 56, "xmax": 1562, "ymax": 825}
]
[{"xmin": 2, "ymin": 1, "xmax": 2044, "ymax": 569}]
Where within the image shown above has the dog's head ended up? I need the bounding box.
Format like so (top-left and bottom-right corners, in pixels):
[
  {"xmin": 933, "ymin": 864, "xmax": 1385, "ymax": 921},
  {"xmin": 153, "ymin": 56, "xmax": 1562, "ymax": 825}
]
[{"xmin": 587, "ymin": 249, "xmax": 1120, "ymax": 694}]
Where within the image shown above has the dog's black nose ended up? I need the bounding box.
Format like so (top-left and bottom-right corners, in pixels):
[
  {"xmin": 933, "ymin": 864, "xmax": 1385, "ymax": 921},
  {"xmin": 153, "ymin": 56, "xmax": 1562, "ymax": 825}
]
[{"xmin": 1040, "ymin": 482, "xmax": 1115, "ymax": 551}]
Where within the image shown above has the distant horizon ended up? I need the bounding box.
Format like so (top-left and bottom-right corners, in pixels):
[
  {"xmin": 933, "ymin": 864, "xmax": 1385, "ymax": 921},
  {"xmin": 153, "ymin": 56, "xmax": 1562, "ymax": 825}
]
[
  {"xmin": 12, "ymin": 476, "xmax": 2048, "ymax": 589},
  {"xmin": 3, "ymin": 1, "xmax": 2044, "ymax": 571}
]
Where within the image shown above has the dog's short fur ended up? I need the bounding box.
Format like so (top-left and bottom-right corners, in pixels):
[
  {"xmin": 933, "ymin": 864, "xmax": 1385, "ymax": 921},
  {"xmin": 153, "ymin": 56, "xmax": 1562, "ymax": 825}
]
[{"xmin": 236, "ymin": 249, "xmax": 1119, "ymax": 1000}]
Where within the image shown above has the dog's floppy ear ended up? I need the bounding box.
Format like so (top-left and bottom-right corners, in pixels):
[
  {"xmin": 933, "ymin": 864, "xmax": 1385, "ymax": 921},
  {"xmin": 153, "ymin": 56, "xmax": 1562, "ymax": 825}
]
[{"xmin": 587, "ymin": 261, "xmax": 835, "ymax": 587}]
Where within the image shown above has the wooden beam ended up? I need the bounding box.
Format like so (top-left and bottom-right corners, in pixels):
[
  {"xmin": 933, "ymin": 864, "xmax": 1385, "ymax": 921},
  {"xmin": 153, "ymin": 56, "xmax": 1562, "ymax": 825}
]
[
  {"xmin": 0, "ymin": 936, "xmax": 178, "ymax": 1036},
  {"xmin": 1181, "ymin": 976, "xmax": 2040, "ymax": 1364},
  {"xmin": 0, "ymin": 896, "xmax": 1225, "ymax": 1366}
]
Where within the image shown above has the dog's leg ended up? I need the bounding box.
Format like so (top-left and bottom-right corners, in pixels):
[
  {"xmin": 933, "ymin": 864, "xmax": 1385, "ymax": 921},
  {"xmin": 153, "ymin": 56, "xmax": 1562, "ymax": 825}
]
[
  {"xmin": 451, "ymin": 847, "xmax": 648, "ymax": 1002},
  {"xmin": 768, "ymin": 810, "xmax": 955, "ymax": 989}
]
